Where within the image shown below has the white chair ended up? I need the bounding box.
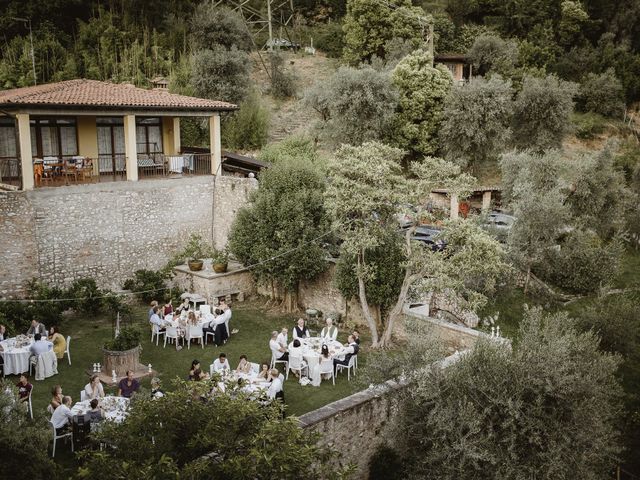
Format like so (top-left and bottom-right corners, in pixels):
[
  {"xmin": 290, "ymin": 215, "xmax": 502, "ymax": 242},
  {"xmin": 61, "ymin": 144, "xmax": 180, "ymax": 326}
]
[
  {"xmin": 27, "ymin": 390, "xmax": 33, "ymax": 419},
  {"xmin": 287, "ymin": 354, "xmax": 308, "ymax": 380},
  {"xmin": 29, "ymin": 355, "xmax": 38, "ymax": 376},
  {"xmin": 65, "ymin": 336, "xmax": 71, "ymax": 365},
  {"xmin": 335, "ymin": 355, "xmax": 357, "ymax": 381},
  {"xmin": 46, "ymin": 404, "xmax": 54, "ymax": 415},
  {"xmin": 224, "ymin": 318, "xmax": 230, "ymax": 342},
  {"xmin": 164, "ymin": 325, "xmax": 181, "ymax": 349},
  {"xmin": 151, "ymin": 325, "xmax": 166, "ymax": 346},
  {"xmin": 199, "ymin": 305, "xmax": 211, "ymax": 316},
  {"xmin": 250, "ymin": 362, "xmax": 260, "ymax": 375},
  {"xmin": 187, "ymin": 325, "xmax": 204, "ymax": 349},
  {"xmin": 318, "ymin": 358, "xmax": 335, "ymax": 385},
  {"xmin": 50, "ymin": 421, "xmax": 73, "ymax": 457},
  {"xmin": 204, "ymin": 324, "xmax": 216, "ymax": 345},
  {"xmin": 80, "ymin": 390, "xmax": 87, "ymax": 402},
  {"xmin": 270, "ymin": 353, "xmax": 288, "ymax": 373}
]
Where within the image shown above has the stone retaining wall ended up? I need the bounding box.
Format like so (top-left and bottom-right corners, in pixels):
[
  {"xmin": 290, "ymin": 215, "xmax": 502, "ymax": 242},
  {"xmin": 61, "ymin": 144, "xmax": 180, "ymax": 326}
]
[{"xmin": 0, "ymin": 176, "xmax": 256, "ymax": 297}]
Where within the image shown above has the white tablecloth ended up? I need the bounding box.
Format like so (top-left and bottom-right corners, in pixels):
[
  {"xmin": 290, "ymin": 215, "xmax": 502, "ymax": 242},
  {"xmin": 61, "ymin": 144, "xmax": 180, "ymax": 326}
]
[
  {"xmin": 288, "ymin": 338, "xmax": 343, "ymax": 386},
  {"xmin": 0, "ymin": 339, "xmax": 33, "ymax": 376},
  {"xmin": 169, "ymin": 156, "xmax": 184, "ymax": 173},
  {"xmin": 71, "ymin": 396, "xmax": 129, "ymax": 423}
]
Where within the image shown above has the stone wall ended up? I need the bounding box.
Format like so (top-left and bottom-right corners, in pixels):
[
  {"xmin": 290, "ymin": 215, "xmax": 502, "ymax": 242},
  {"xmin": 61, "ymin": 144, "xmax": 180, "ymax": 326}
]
[
  {"xmin": 172, "ymin": 260, "xmax": 256, "ymax": 303},
  {"xmin": 0, "ymin": 176, "xmax": 257, "ymax": 297}
]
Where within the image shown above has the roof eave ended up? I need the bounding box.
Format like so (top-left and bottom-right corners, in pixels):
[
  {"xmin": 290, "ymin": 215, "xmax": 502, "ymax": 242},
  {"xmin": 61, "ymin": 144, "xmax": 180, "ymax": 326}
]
[{"xmin": 0, "ymin": 103, "xmax": 238, "ymax": 116}]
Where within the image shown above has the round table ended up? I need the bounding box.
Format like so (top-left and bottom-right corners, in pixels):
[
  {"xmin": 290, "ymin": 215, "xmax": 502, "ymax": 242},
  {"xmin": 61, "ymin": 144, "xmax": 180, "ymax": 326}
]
[
  {"xmin": 71, "ymin": 396, "xmax": 129, "ymax": 423},
  {"xmin": 0, "ymin": 338, "xmax": 33, "ymax": 376},
  {"xmin": 288, "ymin": 337, "xmax": 343, "ymax": 386}
]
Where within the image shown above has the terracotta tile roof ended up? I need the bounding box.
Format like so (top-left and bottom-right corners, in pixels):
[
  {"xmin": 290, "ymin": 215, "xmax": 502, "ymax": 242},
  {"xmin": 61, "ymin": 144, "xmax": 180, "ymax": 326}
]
[{"xmin": 0, "ymin": 79, "xmax": 237, "ymax": 111}]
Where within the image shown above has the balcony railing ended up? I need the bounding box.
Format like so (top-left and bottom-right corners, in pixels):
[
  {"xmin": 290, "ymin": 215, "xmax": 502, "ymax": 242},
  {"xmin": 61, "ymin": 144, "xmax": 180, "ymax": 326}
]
[{"xmin": 0, "ymin": 157, "xmax": 21, "ymax": 188}]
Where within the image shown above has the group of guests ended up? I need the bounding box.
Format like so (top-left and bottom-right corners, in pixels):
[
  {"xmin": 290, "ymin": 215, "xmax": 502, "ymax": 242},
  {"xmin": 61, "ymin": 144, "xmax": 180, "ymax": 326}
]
[
  {"xmin": 0, "ymin": 321, "xmax": 66, "ymax": 375},
  {"xmin": 269, "ymin": 317, "xmax": 361, "ymax": 377}
]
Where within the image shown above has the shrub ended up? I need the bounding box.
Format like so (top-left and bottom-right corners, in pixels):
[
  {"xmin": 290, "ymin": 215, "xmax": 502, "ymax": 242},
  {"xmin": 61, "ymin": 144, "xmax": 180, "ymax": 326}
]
[
  {"xmin": 259, "ymin": 135, "xmax": 322, "ymax": 165},
  {"xmin": 191, "ymin": 46, "xmax": 251, "ymax": 105},
  {"xmin": 368, "ymin": 444, "xmax": 406, "ymax": 480},
  {"xmin": 222, "ymin": 91, "xmax": 269, "ymax": 150},
  {"xmin": 578, "ymin": 68, "xmax": 625, "ymax": 118},
  {"xmin": 122, "ymin": 270, "xmax": 167, "ymax": 304},
  {"xmin": 104, "ymin": 325, "xmax": 141, "ymax": 351},
  {"xmin": 68, "ymin": 278, "xmax": 103, "ymax": 315},
  {"xmin": 269, "ymin": 52, "xmax": 298, "ymax": 99},
  {"xmin": 573, "ymin": 112, "xmax": 607, "ymax": 139},
  {"xmin": 313, "ymin": 22, "xmax": 344, "ymax": 58}
]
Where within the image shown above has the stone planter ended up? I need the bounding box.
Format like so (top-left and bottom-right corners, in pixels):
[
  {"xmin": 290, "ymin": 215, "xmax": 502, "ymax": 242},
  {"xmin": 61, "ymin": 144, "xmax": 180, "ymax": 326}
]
[
  {"xmin": 213, "ymin": 262, "xmax": 228, "ymax": 273},
  {"xmin": 103, "ymin": 345, "xmax": 141, "ymax": 377},
  {"xmin": 188, "ymin": 260, "xmax": 204, "ymax": 271}
]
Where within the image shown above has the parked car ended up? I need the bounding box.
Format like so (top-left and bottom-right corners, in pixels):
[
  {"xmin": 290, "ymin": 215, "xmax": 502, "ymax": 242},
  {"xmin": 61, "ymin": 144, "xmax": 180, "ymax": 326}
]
[
  {"xmin": 408, "ymin": 225, "xmax": 447, "ymax": 252},
  {"xmin": 265, "ymin": 38, "xmax": 300, "ymax": 51},
  {"xmin": 483, "ymin": 212, "xmax": 516, "ymax": 230}
]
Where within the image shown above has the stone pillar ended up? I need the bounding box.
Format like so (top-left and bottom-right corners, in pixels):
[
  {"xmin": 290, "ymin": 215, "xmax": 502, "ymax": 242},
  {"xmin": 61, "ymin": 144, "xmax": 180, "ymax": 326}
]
[
  {"xmin": 482, "ymin": 191, "xmax": 492, "ymax": 212},
  {"xmin": 209, "ymin": 113, "xmax": 221, "ymax": 176},
  {"xmin": 16, "ymin": 113, "xmax": 34, "ymax": 191},
  {"xmin": 450, "ymin": 194, "xmax": 459, "ymax": 221},
  {"xmin": 123, "ymin": 114, "xmax": 138, "ymax": 182},
  {"xmin": 173, "ymin": 117, "xmax": 181, "ymax": 154}
]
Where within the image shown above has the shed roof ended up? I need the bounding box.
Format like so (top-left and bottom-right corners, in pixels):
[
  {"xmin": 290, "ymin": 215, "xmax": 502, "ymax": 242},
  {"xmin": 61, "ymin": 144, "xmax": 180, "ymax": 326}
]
[{"xmin": 0, "ymin": 79, "xmax": 236, "ymax": 113}]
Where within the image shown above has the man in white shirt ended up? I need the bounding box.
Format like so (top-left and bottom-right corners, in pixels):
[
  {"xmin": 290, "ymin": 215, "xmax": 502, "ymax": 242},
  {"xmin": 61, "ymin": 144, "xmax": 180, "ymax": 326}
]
[
  {"xmin": 333, "ymin": 335, "xmax": 359, "ymax": 373},
  {"xmin": 276, "ymin": 327, "xmax": 288, "ymax": 349},
  {"xmin": 30, "ymin": 333, "xmax": 53, "ymax": 356},
  {"xmin": 320, "ymin": 318, "xmax": 338, "ymax": 341},
  {"xmin": 51, "ymin": 395, "xmax": 74, "ymax": 434},
  {"xmin": 212, "ymin": 353, "xmax": 230, "ymax": 374},
  {"xmin": 269, "ymin": 331, "xmax": 289, "ymax": 363},
  {"xmin": 149, "ymin": 307, "xmax": 165, "ymax": 333},
  {"xmin": 292, "ymin": 318, "xmax": 310, "ymax": 340},
  {"xmin": 267, "ymin": 368, "xmax": 283, "ymax": 400},
  {"xmin": 27, "ymin": 320, "xmax": 47, "ymax": 336}
]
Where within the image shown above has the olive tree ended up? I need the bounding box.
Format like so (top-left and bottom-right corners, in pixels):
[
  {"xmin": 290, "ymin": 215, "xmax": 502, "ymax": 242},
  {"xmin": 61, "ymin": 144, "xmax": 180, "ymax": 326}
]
[
  {"xmin": 191, "ymin": 45, "xmax": 251, "ymax": 104},
  {"xmin": 578, "ymin": 68, "xmax": 625, "ymax": 118},
  {"xmin": 390, "ymin": 308, "xmax": 623, "ymax": 480}
]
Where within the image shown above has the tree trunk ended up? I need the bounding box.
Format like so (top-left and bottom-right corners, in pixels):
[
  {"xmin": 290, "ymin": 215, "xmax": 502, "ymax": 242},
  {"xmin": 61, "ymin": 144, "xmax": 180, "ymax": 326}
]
[
  {"xmin": 524, "ymin": 265, "xmax": 531, "ymax": 295},
  {"xmin": 357, "ymin": 251, "xmax": 379, "ymax": 347},
  {"xmin": 379, "ymin": 268, "xmax": 415, "ymax": 347}
]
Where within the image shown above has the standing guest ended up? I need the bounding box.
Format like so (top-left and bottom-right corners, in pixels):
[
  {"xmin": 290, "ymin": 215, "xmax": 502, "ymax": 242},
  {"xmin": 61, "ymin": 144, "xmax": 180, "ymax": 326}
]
[
  {"xmin": 236, "ymin": 355, "xmax": 252, "ymax": 374},
  {"xmin": 84, "ymin": 374, "xmax": 105, "ymax": 400},
  {"xmin": 50, "ymin": 385, "xmax": 63, "ymax": 410},
  {"xmin": 27, "ymin": 319, "xmax": 47, "ymax": 336},
  {"xmin": 320, "ymin": 318, "xmax": 338, "ymax": 341},
  {"xmin": 148, "ymin": 301, "xmax": 159, "ymax": 321},
  {"xmin": 50, "ymin": 396, "xmax": 74, "ymax": 434},
  {"xmin": 88, "ymin": 399, "xmax": 104, "ymax": 423},
  {"xmin": 188, "ymin": 360, "xmax": 201, "ymax": 380},
  {"xmin": 117, "ymin": 371, "xmax": 140, "ymax": 398},
  {"xmin": 48, "ymin": 326, "xmax": 66, "ymax": 360},
  {"xmin": 352, "ymin": 330, "xmax": 361, "ymax": 345},
  {"xmin": 333, "ymin": 335, "xmax": 359, "ymax": 373},
  {"xmin": 163, "ymin": 299, "xmax": 173, "ymax": 317},
  {"xmin": 16, "ymin": 374, "xmax": 32, "ymax": 407},
  {"xmin": 149, "ymin": 307, "xmax": 166, "ymax": 333},
  {"xmin": 267, "ymin": 368, "xmax": 284, "ymax": 400},
  {"xmin": 30, "ymin": 333, "xmax": 53, "ymax": 356},
  {"xmin": 151, "ymin": 378, "xmax": 164, "ymax": 399},
  {"xmin": 270, "ymin": 331, "xmax": 289, "ymax": 363},
  {"xmin": 212, "ymin": 353, "xmax": 230, "ymax": 374},
  {"xmin": 292, "ymin": 318, "xmax": 310, "ymax": 340},
  {"xmin": 276, "ymin": 327, "xmax": 288, "ymax": 349},
  {"xmin": 0, "ymin": 324, "xmax": 7, "ymax": 341}
]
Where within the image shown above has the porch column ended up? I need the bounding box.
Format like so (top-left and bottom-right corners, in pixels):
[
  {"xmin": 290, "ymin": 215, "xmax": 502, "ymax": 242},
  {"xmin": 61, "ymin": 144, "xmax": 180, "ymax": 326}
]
[
  {"xmin": 450, "ymin": 193, "xmax": 459, "ymax": 221},
  {"xmin": 482, "ymin": 191, "xmax": 492, "ymax": 212},
  {"xmin": 123, "ymin": 114, "xmax": 138, "ymax": 182},
  {"xmin": 173, "ymin": 117, "xmax": 181, "ymax": 154},
  {"xmin": 209, "ymin": 113, "xmax": 221, "ymax": 176},
  {"xmin": 16, "ymin": 113, "xmax": 34, "ymax": 191}
]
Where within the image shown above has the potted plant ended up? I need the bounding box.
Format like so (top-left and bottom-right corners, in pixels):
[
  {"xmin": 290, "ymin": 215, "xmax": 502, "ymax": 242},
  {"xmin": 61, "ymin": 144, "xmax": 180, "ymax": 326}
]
[
  {"xmin": 102, "ymin": 326, "xmax": 142, "ymax": 377},
  {"xmin": 212, "ymin": 247, "xmax": 229, "ymax": 273},
  {"xmin": 182, "ymin": 234, "xmax": 208, "ymax": 271}
]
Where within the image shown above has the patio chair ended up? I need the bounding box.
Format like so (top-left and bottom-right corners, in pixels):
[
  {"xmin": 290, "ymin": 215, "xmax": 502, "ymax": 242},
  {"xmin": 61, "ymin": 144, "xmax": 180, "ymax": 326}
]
[
  {"xmin": 318, "ymin": 358, "xmax": 335, "ymax": 385},
  {"xmin": 187, "ymin": 325, "xmax": 204, "ymax": 349},
  {"xmin": 335, "ymin": 355, "xmax": 357, "ymax": 381},
  {"xmin": 164, "ymin": 325, "xmax": 182, "ymax": 350},
  {"xmin": 50, "ymin": 421, "xmax": 73, "ymax": 457},
  {"xmin": 270, "ymin": 353, "xmax": 288, "ymax": 373},
  {"xmin": 287, "ymin": 354, "xmax": 308, "ymax": 381},
  {"xmin": 65, "ymin": 336, "xmax": 71, "ymax": 365},
  {"xmin": 151, "ymin": 325, "xmax": 165, "ymax": 346}
]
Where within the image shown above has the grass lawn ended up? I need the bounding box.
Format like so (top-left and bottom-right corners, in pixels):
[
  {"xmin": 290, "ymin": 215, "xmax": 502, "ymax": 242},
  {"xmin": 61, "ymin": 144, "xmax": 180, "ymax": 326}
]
[{"xmin": 7, "ymin": 300, "xmax": 368, "ymax": 422}]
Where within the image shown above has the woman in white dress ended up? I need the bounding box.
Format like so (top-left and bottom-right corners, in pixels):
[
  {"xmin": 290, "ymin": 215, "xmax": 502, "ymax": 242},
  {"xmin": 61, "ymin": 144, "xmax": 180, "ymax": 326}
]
[{"xmin": 84, "ymin": 374, "xmax": 105, "ymax": 400}]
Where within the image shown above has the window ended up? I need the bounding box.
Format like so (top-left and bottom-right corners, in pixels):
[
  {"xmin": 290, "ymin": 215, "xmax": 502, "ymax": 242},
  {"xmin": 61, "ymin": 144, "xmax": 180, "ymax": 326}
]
[
  {"xmin": 135, "ymin": 117, "xmax": 163, "ymax": 155},
  {"xmin": 29, "ymin": 117, "xmax": 78, "ymax": 159},
  {"xmin": 0, "ymin": 117, "xmax": 17, "ymax": 158}
]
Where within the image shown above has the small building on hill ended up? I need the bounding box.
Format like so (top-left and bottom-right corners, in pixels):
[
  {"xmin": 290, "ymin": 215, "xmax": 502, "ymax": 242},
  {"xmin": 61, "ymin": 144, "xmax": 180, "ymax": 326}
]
[{"xmin": 434, "ymin": 54, "xmax": 472, "ymax": 84}]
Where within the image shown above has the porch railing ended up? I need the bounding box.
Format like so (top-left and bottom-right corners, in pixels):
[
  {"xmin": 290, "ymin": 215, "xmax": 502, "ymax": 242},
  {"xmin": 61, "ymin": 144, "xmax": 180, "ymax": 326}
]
[{"xmin": 0, "ymin": 157, "xmax": 22, "ymax": 188}]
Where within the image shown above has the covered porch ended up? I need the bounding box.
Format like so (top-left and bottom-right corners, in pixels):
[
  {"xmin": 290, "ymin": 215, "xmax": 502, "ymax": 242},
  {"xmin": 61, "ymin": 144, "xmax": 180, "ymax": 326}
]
[{"xmin": 0, "ymin": 79, "xmax": 236, "ymax": 191}]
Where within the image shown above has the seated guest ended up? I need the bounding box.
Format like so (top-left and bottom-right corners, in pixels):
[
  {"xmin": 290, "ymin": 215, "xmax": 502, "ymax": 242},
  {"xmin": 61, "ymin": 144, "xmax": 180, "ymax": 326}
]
[
  {"xmin": 276, "ymin": 327, "xmax": 288, "ymax": 349},
  {"xmin": 187, "ymin": 311, "xmax": 198, "ymax": 326},
  {"xmin": 176, "ymin": 298, "xmax": 190, "ymax": 315},
  {"xmin": 320, "ymin": 318, "xmax": 338, "ymax": 341},
  {"xmin": 290, "ymin": 339, "xmax": 303, "ymax": 358},
  {"xmin": 192, "ymin": 368, "xmax": 209, "ymax": 381},
  {"xmin": 267, "ymin": 368, "xmax": 284, "ymax": 400},
  {"xmin": 352, "ymin": 330, "xmax": 361, "ymax": 345},
  {"xmin": 236, "ymin": 355, "xmax": 252, "ymax": 374},
  {"xmin": 16, "ymin": 374, "xmax": 32, "ymax": 407},
  {"xmin": 257, "ymin": 363, "xmax": 270, "ymax": 380},
  {"xmin": 333, "ymin": 335, "xmax": 359, "ymax": 373},
  {"xmin": 188, "ymin": 359, "xmax": 201, "ymax": 380},
  {"xmin": 151, "ymin": 378, "xmax": 164, "ymax": 399},
  {"xmin": 163, "ymin": 299, "xmax": 173, "ymax": 317},
  {"xmin": 88, "ymin": 399, "xmax": 103, "ymax": 423},
  {"xmin": 48, "ymin": 326, "xmax": 66, "ymax": 359},
  {"xmin": 117, "ymin": 370, "xmax": 140, "ymax": 398},
  {"xmin": 320, "ymin": 344, "xmax": 332, "ymax": 379},
  {"xmin": 292, "ymin": 318, "xmax": 310, "ymax": 340},
  {"xmin": 212, "ymin": 353, "xmax": 230, "ymax": 373},
  {"xmin": 149, "ymin": 307, "xmax": 165, "ymax": 333},
  {"xmin": 0, "ymin": 323, "xmax": 6, "ymax": 341},
  {"xmin": 30, "ymin": 333, "xmax": 53, "ymax": 356},
  {"xmin": 51, "ymin": 395, "xmax": 74, "ymax": 434},
  {"xmin": 148, "ymin": 300, "xmax": 159, "ymax": 321},
  {"xmin": 84, "ymin": 374, "xmax": 105, "ymax": 400},
  {"xmin": 270, "ymin": 331, "xmax": 289, "ymax": 363},
  {"xmin": 27, "ymin": 319, "xmax": 47, "ymax": 336},
  {"xmin": 50, "ymin": 385, "xmax": 63, "ymax": 410}
]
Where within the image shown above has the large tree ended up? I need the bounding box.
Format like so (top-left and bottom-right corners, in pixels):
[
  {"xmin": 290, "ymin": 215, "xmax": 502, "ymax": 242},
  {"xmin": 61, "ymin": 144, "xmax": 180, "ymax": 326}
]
[
  {"xmin": 390, "ymin": 308, "xmax": 624, "ymax": 480},
  {"xmin": 326, "ymin": 142, "xmax": 507, "ymax": 347},
  {"xmin": 391, "ymin": 49, "xmax": 453, "ymax": 158},
  {"xmin": 228, "ymin": 157, "xmax": 328, "ymax": 311}
]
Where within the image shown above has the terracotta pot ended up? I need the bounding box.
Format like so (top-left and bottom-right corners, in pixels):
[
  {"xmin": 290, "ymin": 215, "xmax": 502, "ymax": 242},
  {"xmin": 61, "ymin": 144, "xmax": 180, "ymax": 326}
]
[
  {"xmin": 213, "ymin": 262, "xmax": 228, "ymax": 273},
  {"xmin": 188, "ymin": 260, "xmax": 204, "ymax": 271}
]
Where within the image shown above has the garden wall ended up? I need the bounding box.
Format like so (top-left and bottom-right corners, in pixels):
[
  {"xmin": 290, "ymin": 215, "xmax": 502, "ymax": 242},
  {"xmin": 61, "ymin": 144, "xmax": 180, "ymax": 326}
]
[{"xmin": 0, "ymin": 176, "xmax": 256, "ymax": 298}]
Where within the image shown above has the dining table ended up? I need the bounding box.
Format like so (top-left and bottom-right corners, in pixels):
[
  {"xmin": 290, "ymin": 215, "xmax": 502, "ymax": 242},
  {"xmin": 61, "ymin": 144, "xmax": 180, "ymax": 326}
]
[
  {"xmin": 71, "ymin": 395, "xmax": 130, "ymax": 423},
  {"xmin": 288, "ymin": 337, "xmax": 343, "ymax": 386},
  {"xmin": 0, "ymin": 336, "xmax": 34, "ymax": 376}
]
